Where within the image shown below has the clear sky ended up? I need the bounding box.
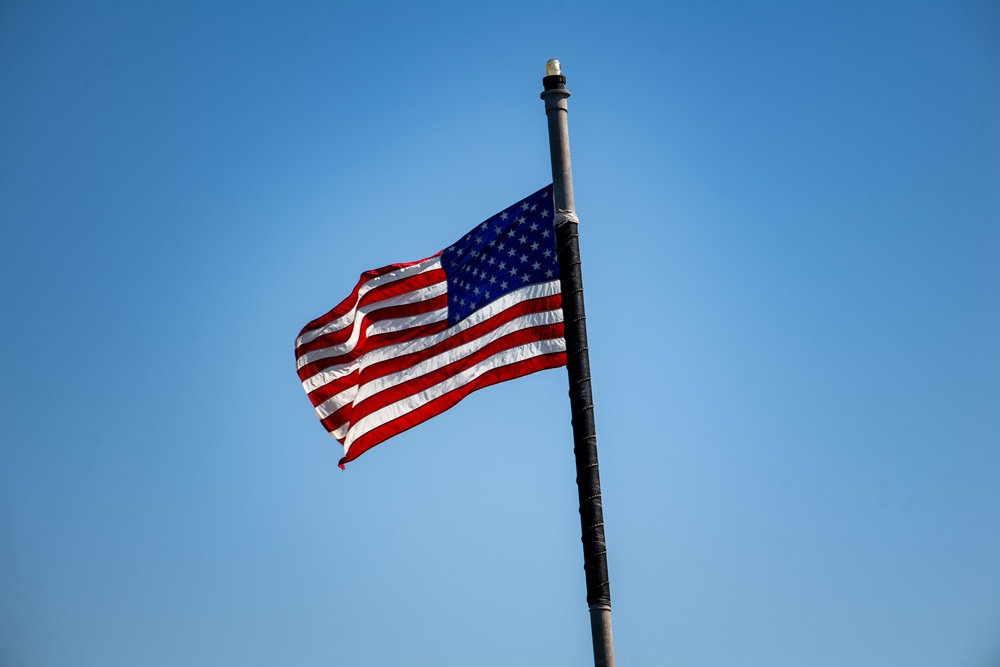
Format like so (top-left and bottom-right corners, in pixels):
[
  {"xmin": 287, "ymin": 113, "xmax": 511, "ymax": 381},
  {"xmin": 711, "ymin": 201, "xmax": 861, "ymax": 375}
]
[{"xmin": 1, "ymin": 2, "xmax": 998, "ymax": 666}]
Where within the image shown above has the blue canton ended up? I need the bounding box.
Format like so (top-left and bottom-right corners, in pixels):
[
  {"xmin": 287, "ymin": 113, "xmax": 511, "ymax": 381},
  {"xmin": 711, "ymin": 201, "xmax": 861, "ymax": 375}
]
[{"xmin": 441, "ymin": 185, "xmax": 559, "ymax": 326}]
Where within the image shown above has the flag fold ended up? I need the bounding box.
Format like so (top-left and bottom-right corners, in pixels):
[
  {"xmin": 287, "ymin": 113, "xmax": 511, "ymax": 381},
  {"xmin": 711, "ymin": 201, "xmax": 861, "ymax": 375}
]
[{"xmin": 295, "ymin": 185, "xmax": 566, "ymax": 467}]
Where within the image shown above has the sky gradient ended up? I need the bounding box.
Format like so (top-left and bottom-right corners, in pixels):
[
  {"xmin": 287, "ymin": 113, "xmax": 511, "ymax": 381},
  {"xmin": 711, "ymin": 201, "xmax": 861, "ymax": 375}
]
[{"xmin": 1, "ymin": 2, "xmax": 999, "ymax": 666}]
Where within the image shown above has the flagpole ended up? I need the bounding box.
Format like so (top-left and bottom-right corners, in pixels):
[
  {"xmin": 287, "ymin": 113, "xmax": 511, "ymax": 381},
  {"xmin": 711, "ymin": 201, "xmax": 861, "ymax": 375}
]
[{"xmin": 541, "ymin": 59, "xmax": 616, "ymax": 667}]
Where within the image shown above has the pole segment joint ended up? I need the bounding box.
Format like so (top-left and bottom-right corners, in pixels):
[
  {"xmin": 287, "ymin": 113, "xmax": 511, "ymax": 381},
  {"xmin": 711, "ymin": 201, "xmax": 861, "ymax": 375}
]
[{"xmin": 555, "ymin": 211, "xmax": 579, "ymax": 227}]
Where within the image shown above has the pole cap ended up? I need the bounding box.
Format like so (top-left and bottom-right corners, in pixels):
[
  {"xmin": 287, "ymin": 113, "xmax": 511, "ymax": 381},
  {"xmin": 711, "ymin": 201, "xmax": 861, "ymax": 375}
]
[{"xmin": 543, "ymin": 58, "xmax": 567, "ymax": 90}]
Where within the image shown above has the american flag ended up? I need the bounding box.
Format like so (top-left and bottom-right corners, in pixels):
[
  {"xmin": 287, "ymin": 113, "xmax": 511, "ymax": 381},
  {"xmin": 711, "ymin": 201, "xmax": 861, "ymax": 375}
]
[{"xmin": 295, "ymin": 185, "xmax": 566, "ymax": 468}]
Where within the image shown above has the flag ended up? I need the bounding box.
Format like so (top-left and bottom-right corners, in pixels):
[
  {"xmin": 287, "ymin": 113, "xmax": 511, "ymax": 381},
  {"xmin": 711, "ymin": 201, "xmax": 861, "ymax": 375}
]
[{"xmin": 295, "ymin": 185, "xmax": 566, "ymax": 468}]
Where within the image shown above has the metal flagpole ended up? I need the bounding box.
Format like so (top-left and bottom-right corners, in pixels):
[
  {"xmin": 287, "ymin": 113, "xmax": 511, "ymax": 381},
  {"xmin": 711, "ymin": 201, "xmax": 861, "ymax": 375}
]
[{"xmin": 541, "ymin": 59, "xmax": 616, "ymax": 667}]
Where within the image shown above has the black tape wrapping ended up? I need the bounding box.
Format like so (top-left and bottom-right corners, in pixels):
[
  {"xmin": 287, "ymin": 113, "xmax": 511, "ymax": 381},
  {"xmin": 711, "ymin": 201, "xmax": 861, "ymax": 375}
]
[{"xmin": 556, "ymin": 218, "xmax": 612, "ymax": 609}]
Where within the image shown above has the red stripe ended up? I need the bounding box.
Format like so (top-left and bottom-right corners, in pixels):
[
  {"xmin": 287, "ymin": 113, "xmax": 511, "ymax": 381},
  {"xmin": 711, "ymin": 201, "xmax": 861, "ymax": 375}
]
[
  {"xmin": 315, "ymin": 325, "xmax": 563, "ymax": 436},
  {"xmin": 347, "ymin": 323, "xmax": 565, "ymax": 426},
  {"xmin": 320, "ymin": 402, "xmax": 353, "ymax": 439},
  {"xmin": 295, "ymin": 291, "xmax": 448, "ymax": 358},
  {"xmin": 306, "ymin": 369, "xmax": 357, "ymax": 408},
  {"xmin": 296, "ymin": 256, "xmax": 440, "ymax": 338},
  {"xmin": 296, "ymin": 320, "xmax": 449, "ymax": 383},
  {"xmin": 303, "ymin": 293, "xmax": 562, "ymax": 403},
  {"xmin": 355, "ymin": 268, "xmax": 446, "ymax": 309},
  {"xmin": 299, "ymin": 268, "xmax": 447, "ymax": 354},
  {"xmin": 355, "ymin": 293, "xmax": 562, "ymax": 386},
  {"xmin": 338, "ymin": 352, "xmax": 567, "ymax": 467}
]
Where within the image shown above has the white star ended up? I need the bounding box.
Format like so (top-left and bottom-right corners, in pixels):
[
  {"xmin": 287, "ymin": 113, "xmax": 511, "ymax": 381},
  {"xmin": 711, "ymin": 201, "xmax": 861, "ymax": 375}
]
[
  {"xmin": 475, "ymin": 235, "xmax": 483, "ymax": 245},
  {"xmin": 519, "ymin": 253, "xmax": 529, "ymax": 263},
  {"xmin": 487, "ymin": 257, "xmax": 496, "ymax": 266},
  {"xmin": 521, "ymin": 274, "xmax": 530, "ymax": 283},
  {"xmin": 498, "ymin": 242, "xmax": 506, "ymax": 251},
  {"xmin": 543, "ymin": 249, "xmax": 552, "ymax": 258},
  {"xmin": 484, "ymin": 290, "xmax": 490, "ymax": 299},
  {"xmin": 500, "ymin": 281, "xmax": 508, "ymax": 290},
  {"xmin": 545, "ymin": 269, "xmax": 554, "ymax": 278},
  {"xmin": 541, "ymin": 229, "xmax": 551, "ymax": 238},
  {"xmin": 500, "ymin": 211, "xmax": 509, "ymax": 220},
  {"xmin": 517, "ymin": 216, "xmax": 526, "ymax": 225},
  {"xmin": 480, "ymin": 222, "xmax": 490, "ymax": 230},
  {"xmin": 499, "ymin": 261, "xmax": 507, "ymax": 271},
  {"xmin": 530, "ymin": 204, "xmax": 537, "ymax": 211},
  {"xmin": 473, "ymin": 286, "xmax": 480, "ymax": 295},
  {"xmin": 530, "ymin": 242, "xmax": 539, "ymax": 251},
  {"xmin": 529, "ymin": 222, "xmax": 539, "ymax": 232},
  {"xmin": 518, "ymin": 235, "xmax": 528, "ymax": 244},
  {"xmin": 509, "ymin": 266, "xmax": 518, "ymax": 276},
  {"xmin": 540, "ymin": 209, "xmax": 550, "ymax": 218},
  {"xmin": 520, "ymin": 201, "xmax": 530, "ymax": 210},
  {"xmin": 532, "ymin": 261, "xmax": 541, "ymax": 270},
  {"xmin": 489, "ymin": 276, "xmax": 497, "ymax": 284}
]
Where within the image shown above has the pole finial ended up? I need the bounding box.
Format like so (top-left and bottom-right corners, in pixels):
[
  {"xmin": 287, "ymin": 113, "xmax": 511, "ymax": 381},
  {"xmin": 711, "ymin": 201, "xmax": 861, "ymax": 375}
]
[{"xmin": 542, "ymin": 59, "xmax": 567, "ymax": 92}]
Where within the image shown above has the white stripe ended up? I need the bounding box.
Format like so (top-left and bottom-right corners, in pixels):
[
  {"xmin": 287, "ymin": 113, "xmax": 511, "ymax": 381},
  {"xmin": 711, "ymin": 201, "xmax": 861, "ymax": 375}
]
[
  {"xmin": 297, "ymin": 306, "xmax": 448, "ymax": 371},
  {"xmin": 295, "ymin": 297, "xmax": 448, "ymax": 370},
  {"xmin": 297, "ymin": 279, "xmax": 560, "ymax": 376},
  {"xmin": 296, "ymin": 256, "xmax": 441, "ymax": 347},
  {"xmin": 343, "ymin": 337, "xmax": 567, "ymax": 451},
  {"xmin": 314, "ymin": 384, "xmax": 357, "ymax": 421},
  {"xmin": 346, "ymin": 280, "xmax": 561, "ymax": 370},
  {"xmin": 300, "ymin": 361, "xmax": 358, "ymax": 395},
  {"xmin": 310, "ymin": 307, "xmax": 563, "ymax": 423},
  {"xmin": 351, "ymin": 309, "xmax": 564, "ymax": 407},
  {"xmin": 331, "ymin": 421, "xmax": 349, "ymax": 442},
  {"xmin": 366, "ymin": 304, "xmax": 448, "ymax": 336},
  {"xmin": 300, "ymin": 279, "xmax": 563, "ymax": 429}
]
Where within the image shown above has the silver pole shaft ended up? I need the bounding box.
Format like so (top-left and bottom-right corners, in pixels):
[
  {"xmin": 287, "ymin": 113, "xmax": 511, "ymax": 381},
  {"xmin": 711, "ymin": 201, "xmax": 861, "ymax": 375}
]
[{"xmin": 540, "ymin": 59, "xmax": 616, "ymax": 667}]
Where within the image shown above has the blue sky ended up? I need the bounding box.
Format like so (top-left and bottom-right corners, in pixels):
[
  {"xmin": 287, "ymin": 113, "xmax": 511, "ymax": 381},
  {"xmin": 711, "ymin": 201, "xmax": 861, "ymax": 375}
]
[{"xmin": 1, "ymin": 1, "xmax": 998, "ymax": 666}]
